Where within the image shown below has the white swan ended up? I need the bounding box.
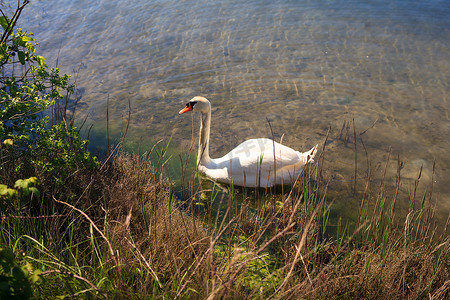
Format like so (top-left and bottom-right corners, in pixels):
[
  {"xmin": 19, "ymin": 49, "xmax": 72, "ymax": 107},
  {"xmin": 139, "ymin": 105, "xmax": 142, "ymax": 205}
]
[{"xmin": 179, "ymin": 96, "xmax": 318, "ymax": 188}]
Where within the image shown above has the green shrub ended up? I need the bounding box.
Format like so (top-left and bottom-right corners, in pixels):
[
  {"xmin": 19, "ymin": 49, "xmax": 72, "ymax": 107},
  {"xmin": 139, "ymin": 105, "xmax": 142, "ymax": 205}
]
[
  {"xmin": 0, "ymin": 247, "xmax": 41, "ymax": 300},
  {"xmin": 0, "ymin": 2, "xmax": 98, "ymax": 198}
]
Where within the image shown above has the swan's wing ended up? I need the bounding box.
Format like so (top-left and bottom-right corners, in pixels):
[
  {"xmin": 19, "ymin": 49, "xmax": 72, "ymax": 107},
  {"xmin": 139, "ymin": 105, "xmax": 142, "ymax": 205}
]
[
  {"xmin": 205, "ymin": 139, "xmax": 316, "ymax": 187},
  {"xmin": 213, "ymin": 138, "xmax": 302, "ymax": 174}
]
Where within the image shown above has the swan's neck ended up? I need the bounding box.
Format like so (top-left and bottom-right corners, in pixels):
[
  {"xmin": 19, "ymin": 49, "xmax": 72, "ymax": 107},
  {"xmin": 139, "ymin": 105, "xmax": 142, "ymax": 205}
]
[{"xmin": 198, "ymin": 110, "xmax": 211, "ymax": 166}]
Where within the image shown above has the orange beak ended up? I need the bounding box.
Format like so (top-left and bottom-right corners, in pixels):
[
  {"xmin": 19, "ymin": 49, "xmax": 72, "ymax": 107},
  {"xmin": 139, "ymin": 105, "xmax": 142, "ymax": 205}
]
[{"xmin": 179, "ymin": 103, "xmax": 193, "ymax": 114}]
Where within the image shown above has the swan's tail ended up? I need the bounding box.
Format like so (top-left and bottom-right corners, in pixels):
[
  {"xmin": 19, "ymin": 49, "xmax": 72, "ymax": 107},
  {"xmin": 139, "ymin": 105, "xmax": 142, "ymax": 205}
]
[{"xmin": 304, "ymin": 144, "xmax": 318, "ymax": 164}]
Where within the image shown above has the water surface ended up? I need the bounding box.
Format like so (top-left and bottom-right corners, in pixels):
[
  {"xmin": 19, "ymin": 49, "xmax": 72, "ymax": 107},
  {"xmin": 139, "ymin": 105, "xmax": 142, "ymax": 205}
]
[{"xmin": 20, "ymin": 0, "xmax": 449, "ymax": 222}]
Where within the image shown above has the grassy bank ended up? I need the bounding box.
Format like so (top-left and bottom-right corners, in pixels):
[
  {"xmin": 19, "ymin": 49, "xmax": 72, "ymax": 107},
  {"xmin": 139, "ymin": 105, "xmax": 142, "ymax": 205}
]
[{"xmin": 1, "ymin": 143, "xmax": 448, "ymax": 299}]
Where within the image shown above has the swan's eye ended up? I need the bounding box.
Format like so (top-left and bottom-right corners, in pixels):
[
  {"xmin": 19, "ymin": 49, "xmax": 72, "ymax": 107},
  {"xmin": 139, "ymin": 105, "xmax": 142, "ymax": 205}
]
[
  {"xmin": 179, "ymin": 101, "xmax": 198, "ymax": 114},
  {"xmin": 184, "ymin": 101, "xmax": 197, "ymax": 109}
]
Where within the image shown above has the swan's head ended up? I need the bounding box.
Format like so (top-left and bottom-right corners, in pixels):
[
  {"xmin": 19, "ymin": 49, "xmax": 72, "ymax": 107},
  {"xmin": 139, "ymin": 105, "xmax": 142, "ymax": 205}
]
[{"xmin": 179, "ymin": 96, "xmax": 211, "ymax": 115}]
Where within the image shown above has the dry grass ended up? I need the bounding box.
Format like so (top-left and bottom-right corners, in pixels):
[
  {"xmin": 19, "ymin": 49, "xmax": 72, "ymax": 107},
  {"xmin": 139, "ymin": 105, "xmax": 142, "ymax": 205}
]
[
  {"xmin": 89, "ymin": 149, "xmax": 449, "ymax": 299},
  {"xmin": 293, "ymin": 242, "xmax": 449, "ymax": 299},
  {"xmin": 93, "ymin": 151, "xmax": 211, "ymax": 297}
]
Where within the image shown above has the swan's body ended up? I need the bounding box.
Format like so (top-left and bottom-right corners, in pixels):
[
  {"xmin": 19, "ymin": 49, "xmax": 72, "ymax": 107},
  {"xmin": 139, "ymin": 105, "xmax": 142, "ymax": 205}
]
[{"xmin": 179, "ymin": 96, "xmax": 317, "ymax": 188}]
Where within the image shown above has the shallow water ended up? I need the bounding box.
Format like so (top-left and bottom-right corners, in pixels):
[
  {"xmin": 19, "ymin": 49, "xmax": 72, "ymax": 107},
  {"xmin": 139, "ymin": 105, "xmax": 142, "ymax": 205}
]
[{"xmin": 20, "ymin": 0, "xmax": 449, "ymax": 223}]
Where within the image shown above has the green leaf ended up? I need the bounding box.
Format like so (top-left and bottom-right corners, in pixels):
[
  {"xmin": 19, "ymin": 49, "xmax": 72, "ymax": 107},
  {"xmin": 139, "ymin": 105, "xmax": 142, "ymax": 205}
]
[
  {"xmin": 34, "ymin": 55, "xmax": 46, "ymax": 67},
  {"xmin": 28, "ymin": 177, "xmax": 38, "ymax": 184},
  {"xmin": 29, "ymin": 269, "xmax": 42, "ymax": 284},
  {"xmin": 2, "ymin": 139, "xmax": 13, "ymax": 146},
  {"xmin": 17, "ymin": 51, "xmax": 26, "ymax": 64},
  {"xmin": 0, "ymin": 185, "xmax": 17, "ymax": 198},
  {"xmin": 22, "ymin": 262, "xmax": 41, "ymax": 284},
  {"xmin": 14, "ymin": 179, "xmax": 27, "ymax": 189},
  {"xmin": 0, "ymin": 16, "xmax": 10, "ymax": 31},
  {"xmin": 18, "ymin": 36, "xmax": 33, "ymax": 47},
  {"xmin": 29, "ymin": 187, "xmax": 40, "ymax": 197}
]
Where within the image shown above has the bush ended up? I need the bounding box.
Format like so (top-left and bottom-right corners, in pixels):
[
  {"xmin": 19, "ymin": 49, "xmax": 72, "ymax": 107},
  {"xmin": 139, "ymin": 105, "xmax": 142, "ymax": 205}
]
[
  {"xmin": 0, "ymin": 4, "xmax": 99, "ymax": 297},
  {"xmin": 0, "ymin": 247, "xmax": 41, "ymax": 300},
  {"xmin": 0, "ymin": 1, "xmax": 98, "ymax": 206}
]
